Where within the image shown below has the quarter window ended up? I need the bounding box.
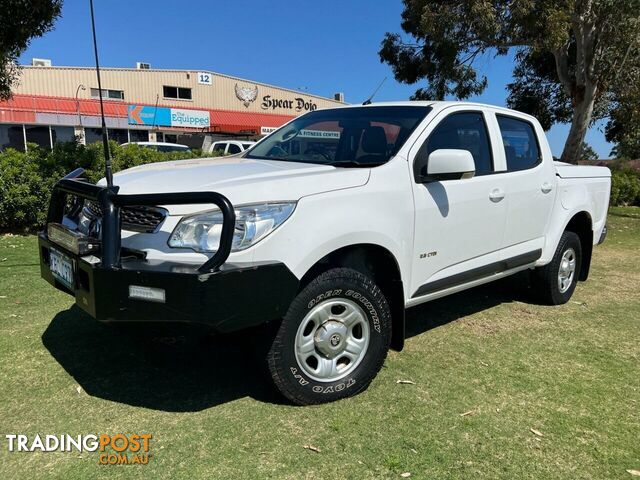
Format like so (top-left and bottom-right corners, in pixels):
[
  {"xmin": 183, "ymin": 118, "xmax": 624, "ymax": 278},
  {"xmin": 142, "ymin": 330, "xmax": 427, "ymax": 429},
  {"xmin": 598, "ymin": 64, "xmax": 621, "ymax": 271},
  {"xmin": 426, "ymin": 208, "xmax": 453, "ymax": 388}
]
[
  {"xmin": 424, "ymin": 112, "xmax": 493, "ymax": 175},
  {"xmin": 496, "ymin": 115, "xmax": 540, "ymax": 171},
  {"xmin": 163, "ymin": 86, "xmax": 192, "ymax": 100}
]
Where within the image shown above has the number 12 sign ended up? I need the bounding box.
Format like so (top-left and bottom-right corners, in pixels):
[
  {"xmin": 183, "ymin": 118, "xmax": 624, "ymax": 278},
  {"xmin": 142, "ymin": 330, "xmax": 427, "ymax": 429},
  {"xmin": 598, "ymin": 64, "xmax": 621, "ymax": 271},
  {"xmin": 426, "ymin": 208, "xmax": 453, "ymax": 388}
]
[{"xmin": 198, "ymin": 72, "xmax": 212, "ymax": 85}]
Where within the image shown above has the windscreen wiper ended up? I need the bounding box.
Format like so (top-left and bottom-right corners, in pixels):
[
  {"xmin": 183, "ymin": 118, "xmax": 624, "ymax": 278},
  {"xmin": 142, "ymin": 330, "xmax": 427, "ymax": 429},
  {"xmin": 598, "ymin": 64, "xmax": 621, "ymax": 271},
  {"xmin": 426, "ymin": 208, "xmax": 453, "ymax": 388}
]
[{"xmin": 329, "ymin": 160, "xmax": 384, "ymax": 168}]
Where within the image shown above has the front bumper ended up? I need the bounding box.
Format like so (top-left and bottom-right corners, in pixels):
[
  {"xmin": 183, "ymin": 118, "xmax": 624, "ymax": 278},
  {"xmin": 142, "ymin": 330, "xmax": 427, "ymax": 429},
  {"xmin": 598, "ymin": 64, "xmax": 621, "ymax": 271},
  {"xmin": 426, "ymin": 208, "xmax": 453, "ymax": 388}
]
[
  {"xmin": 39, "ymin": 234, "xmax": 299, "ymax": 331},
  {"xmin": 39, "ymin": 169, "xmax": 299, "ymax": 331}
]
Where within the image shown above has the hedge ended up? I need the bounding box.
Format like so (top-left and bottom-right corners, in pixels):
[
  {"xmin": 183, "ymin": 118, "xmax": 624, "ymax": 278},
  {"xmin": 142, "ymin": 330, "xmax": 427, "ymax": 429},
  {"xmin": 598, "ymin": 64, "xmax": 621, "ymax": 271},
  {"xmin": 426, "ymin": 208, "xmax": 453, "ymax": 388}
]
[
  {"xmin": 0, "ymin": 141, "xmax": 215, "ymax": 232},
  {"xmin": 610, "ymin": 170, "xmax": 640, "ymax": 206}
]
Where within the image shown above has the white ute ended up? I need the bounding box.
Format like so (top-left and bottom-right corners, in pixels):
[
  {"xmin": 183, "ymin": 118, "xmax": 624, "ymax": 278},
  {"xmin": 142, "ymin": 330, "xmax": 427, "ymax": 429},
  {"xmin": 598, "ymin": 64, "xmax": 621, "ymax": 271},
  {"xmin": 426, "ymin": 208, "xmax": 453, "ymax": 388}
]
[{"xmin": 39, "ymin": 101, "xmax": 611, "ymax": 405}]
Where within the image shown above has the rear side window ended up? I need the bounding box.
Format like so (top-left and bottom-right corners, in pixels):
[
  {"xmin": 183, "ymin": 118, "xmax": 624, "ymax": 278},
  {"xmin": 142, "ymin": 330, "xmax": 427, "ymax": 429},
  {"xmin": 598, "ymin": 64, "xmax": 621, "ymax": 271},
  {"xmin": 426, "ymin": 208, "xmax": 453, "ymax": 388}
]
[
  {"xmin": 213, "ymin": 143, "xmax": 227, "ymax": 153},
  {"xmin": 496, "ymin": 115, "xmax": 540, "ymax": 171},
  {"xmin": 228, "ymin": 143, "xmax": 242, "ymax": 154},
  {"xmin": 425, "ymin": 112, "xmax": 493, "ymax": 175}
]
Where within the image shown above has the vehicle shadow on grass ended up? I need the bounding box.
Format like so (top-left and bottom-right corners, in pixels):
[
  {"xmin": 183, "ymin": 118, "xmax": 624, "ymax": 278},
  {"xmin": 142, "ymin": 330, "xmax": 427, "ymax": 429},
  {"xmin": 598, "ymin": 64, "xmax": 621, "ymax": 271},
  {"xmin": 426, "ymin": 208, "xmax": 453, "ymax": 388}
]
[
  {"xmin": 41, "ymin": 307, "xmax": 285, "ymax": 412},
  {"xmin": 405, "ymin": 271, "xmax": 534, "ymax": 338},
  {"xmin": 41, "ymin": 272, "xmax": 535, "ymax": 412}
]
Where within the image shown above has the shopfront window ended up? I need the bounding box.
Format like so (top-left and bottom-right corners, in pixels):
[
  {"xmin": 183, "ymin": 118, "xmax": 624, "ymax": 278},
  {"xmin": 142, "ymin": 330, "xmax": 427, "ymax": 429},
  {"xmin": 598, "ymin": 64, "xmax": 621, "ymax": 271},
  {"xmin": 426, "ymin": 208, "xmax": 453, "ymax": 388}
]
[
  {"xmin": 0, "ymin": 124, "xmax": 26, "ymax": 151},
  {"xmin": 25, "ymin": 125, "xmax": 51, "ymax": 149},
  {"xmin": 85, "ymin": 128, "xmax": 129, "ymax": 145},
  {"xmin": 85, "ymin": 128, "xmax": 101, "ymax": 145},
  {"xmin": 129, "ymin": 130, "xmax": 149, "ymax": 142},
  {"xmin": 107, "ymin": 129, "xmax": 129, "ymax": 145},
  {"xmin": 51, "ymin": 126, "xmax": 75, "ymax": 145}
]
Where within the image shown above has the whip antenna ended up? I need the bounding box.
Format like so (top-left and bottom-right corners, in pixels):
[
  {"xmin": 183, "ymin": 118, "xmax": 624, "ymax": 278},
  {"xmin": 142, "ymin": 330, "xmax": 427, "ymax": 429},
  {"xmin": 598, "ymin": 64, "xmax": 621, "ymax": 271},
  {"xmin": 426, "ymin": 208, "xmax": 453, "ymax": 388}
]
[
  {"xmin": 362, "ymin": 77, "xmax": 387, "ymax": 105},
  {"xmin": 89, "ymin": 0, "xmax": 113, "ymax": 187}
]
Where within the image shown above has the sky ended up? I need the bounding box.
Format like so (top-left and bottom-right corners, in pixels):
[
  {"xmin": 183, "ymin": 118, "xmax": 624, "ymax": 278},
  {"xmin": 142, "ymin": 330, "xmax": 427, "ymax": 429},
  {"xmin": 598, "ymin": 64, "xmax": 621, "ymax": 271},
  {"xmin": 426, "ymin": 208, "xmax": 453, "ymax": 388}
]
[{"xmin": 18, "ymin": 0, "xmax": 613, "ymax": 158}]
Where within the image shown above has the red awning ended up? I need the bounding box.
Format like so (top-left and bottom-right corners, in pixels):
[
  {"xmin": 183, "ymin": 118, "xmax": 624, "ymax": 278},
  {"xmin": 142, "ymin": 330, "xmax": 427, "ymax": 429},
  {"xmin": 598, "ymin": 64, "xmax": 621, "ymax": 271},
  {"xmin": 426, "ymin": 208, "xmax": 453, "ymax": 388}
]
[
  {"xmin": 0, "ymin": 94, "xmax": 296, "ymax": 133},
  {"xmin": 210, "ymin": 110, "xmax": 294, "ymax": 133}
]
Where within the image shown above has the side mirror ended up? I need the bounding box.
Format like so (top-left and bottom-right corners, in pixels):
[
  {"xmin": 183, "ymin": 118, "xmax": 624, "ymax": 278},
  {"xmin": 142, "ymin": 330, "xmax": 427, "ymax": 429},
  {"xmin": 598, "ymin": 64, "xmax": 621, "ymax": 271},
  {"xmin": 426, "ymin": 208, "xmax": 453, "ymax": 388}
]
[{"xmin": 416, "ymin": 149, "xmax": 476, "ymax": 182}]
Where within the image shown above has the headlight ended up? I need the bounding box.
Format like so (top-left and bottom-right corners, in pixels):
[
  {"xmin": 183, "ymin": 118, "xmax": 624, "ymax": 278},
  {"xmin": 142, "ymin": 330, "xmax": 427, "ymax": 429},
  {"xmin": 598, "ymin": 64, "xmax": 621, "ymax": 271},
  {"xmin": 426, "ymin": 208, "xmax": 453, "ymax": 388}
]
[
  {"xmin": 77, "ymin": 202, "xmax": 101, "ymax": 237},
  {"xmin": 168, "ymin": 202, "xmax": 296, "ymax": 253}
]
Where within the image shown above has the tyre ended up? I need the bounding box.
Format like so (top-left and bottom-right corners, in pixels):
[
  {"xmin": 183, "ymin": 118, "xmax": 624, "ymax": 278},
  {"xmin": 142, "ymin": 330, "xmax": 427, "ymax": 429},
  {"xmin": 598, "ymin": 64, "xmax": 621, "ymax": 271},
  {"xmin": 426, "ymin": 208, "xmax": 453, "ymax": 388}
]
[
  {"xmin": 267, "ymin": 267, "xmax": 392, "ymax": 405},
  {"xmin": 532, "ymin": 231, "xmax": 582, "ymax": 305}
]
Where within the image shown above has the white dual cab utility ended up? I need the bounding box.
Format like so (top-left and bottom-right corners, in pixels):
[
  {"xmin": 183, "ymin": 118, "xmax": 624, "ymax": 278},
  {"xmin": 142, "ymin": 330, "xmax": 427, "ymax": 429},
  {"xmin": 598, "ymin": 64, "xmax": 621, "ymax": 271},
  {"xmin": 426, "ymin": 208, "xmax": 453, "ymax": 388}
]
[
  {"xmin": 39, "ymin": 101, "xmax": 610, "ymax": 405},
  {"xmin": 210, "ymin": 140, "xmax": 255, "ymax": 155}
]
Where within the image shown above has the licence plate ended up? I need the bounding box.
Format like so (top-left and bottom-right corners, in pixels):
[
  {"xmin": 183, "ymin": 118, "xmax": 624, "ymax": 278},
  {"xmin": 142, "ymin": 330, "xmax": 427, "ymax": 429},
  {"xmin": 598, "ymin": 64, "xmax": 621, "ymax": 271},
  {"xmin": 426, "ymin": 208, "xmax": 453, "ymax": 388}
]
[{"xmin": 50, "ymin": 248, "xmax": 74, "ymax": 289}]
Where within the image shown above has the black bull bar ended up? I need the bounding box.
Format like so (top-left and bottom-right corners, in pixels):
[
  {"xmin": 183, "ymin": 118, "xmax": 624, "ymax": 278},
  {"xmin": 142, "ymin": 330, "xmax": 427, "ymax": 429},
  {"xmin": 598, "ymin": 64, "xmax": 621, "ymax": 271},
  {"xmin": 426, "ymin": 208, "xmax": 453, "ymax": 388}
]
[{"xmin": 47, "ymin": 168, "xmax": 236, "ymax": 272}]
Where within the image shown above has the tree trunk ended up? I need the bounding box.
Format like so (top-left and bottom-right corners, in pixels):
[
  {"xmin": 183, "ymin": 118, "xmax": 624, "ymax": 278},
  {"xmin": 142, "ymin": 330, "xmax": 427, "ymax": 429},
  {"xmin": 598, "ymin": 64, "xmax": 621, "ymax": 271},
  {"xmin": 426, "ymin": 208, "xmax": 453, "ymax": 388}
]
[{"xmin": 560, "ymin": 83, "xmax": 597, "ymax": 164}]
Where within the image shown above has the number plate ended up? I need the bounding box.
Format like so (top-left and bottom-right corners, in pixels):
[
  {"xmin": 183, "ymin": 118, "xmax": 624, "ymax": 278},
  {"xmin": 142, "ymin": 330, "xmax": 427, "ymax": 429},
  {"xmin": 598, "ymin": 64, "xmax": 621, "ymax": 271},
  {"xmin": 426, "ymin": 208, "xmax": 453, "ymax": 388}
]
[{"xmin": 49, "ymin": 248, "xmax": 74, "ymax": 289}]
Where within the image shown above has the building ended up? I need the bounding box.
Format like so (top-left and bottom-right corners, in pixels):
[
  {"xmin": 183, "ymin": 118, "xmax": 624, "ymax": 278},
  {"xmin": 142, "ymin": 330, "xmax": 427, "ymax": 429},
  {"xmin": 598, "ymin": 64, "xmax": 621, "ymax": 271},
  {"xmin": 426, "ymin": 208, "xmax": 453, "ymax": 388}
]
[{"xmin": 0, "ymin": 60, "xmax": 345, "ymax": 151}]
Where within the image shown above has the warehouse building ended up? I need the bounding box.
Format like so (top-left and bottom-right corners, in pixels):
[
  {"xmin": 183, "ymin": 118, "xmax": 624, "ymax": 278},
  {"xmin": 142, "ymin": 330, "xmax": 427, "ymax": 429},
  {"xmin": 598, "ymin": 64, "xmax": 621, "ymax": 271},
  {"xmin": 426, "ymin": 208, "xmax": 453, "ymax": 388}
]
[{"xmin": 0, "ymin": 60, "xmax": 345, "ymax": 151}]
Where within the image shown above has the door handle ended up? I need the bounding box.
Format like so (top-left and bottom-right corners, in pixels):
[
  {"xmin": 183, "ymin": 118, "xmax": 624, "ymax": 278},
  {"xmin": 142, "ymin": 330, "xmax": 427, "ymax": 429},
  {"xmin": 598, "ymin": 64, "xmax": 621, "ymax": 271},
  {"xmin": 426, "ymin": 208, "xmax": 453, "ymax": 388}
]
[
  {"xmin": 489, "ymin": 188, "xmax": 505, "ymax": 202},
  {"xmin": 541, "ymin": 182, "xmax": 553, "ymax": 194}
]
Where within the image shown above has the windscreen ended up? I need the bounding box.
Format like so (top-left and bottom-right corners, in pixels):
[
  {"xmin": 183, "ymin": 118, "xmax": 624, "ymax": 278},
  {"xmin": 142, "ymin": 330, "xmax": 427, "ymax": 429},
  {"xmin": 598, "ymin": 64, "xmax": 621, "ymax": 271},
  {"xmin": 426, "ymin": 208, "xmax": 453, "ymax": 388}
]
[{"xmin": 245, "ymin": 105, "xmax": 431, "ymax": 167}]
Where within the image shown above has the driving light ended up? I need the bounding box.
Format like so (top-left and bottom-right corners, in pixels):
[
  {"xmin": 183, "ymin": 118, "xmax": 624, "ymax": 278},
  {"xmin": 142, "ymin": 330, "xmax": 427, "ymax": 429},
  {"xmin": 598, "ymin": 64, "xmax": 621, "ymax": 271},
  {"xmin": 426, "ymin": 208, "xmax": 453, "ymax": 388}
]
[
  {"xmin": 168, "ymin": 202, "xmax": 296, "ymax": 253},
  {"xmin": 47, "ymin": 223, "xmax": 98, "ymax": 255}
]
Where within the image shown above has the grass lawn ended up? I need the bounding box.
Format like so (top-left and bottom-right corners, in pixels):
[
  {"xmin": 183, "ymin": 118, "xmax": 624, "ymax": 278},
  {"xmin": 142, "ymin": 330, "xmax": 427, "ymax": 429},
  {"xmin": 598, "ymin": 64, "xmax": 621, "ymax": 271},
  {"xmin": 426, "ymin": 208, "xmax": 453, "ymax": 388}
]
[{"xmin": 0, "ymin": 207, "xmax": 638, "ymax": 479}]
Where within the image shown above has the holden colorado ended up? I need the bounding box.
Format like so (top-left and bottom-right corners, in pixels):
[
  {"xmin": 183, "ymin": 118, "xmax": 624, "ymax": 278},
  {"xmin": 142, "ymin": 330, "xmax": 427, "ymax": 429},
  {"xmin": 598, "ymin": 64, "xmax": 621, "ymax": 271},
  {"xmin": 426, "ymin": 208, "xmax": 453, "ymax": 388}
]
[{"xmin": 39, "ymin": 102, "xmax": 611, "ymax": 405}]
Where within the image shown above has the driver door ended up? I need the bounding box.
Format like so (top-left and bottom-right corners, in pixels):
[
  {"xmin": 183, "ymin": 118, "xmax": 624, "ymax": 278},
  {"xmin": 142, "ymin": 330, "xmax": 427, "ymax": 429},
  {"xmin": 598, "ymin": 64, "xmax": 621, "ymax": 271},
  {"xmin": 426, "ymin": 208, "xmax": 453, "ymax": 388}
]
[{"xmin": 409, "ymin": 108, "xmax": 508, "ymax": 299}]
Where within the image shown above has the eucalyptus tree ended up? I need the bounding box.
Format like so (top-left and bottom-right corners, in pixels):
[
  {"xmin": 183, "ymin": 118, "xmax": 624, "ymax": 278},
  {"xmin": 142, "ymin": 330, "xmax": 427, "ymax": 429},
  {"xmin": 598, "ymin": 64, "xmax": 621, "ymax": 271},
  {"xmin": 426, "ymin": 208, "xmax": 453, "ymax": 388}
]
[{"xmin": 380, "ymin": 0, "xmax": 640, "ymax": 163}]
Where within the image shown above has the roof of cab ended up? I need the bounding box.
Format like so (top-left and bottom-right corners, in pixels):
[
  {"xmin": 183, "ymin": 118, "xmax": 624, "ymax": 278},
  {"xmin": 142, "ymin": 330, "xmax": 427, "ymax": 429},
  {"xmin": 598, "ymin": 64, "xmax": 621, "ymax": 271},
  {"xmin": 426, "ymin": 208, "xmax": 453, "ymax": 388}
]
[{"xmin": 324, "ymin": 100, "xmax": 538, "ymax": 123}]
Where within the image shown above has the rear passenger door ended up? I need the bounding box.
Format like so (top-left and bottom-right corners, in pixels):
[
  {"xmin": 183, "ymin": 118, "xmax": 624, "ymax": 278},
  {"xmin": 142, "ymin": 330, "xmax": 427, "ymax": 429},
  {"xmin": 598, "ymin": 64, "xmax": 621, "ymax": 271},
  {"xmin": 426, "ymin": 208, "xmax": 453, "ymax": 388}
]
[{"xmin": 493, "ymin": 114, "xmax": 556, "ymax": 256}]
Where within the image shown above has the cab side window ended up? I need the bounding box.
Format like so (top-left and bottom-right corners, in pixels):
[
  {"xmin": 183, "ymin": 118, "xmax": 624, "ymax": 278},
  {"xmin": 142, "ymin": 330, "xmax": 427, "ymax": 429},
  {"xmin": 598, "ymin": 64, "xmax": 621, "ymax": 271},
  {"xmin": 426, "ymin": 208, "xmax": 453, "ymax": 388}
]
[
  {"xmin": 228, "ymin": 143, "xmax": 242, "ymax": 154},
  {"xmin": 496, "ymin": 115, "xmax": 540, "ymax": 171},
  {"xmin": 424, "ymin": 112, "xmax": 493, "ymax": 176}
]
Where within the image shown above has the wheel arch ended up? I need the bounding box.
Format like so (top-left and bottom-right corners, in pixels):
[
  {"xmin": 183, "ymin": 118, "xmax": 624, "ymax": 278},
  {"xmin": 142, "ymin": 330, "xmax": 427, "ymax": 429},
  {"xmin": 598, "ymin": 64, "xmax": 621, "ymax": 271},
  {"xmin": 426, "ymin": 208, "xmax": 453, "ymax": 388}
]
[
  {"xmin": 563, "ymin": 211, "xmax": 593, "ymax": 281},
  {"xmin": 299, "ymin": 243, "xmax": 406, "ymax": 351}
]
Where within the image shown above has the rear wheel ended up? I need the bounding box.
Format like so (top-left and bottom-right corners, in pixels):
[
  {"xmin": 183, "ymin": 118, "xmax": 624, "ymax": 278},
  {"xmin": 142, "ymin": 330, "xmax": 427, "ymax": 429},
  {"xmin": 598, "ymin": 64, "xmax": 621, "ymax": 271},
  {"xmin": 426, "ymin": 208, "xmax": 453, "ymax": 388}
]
[
  {"xmin": 267, "ymin": 268, "xmax": 391, "ymax": 405},
  {"xmin": 532, "ymin": 231, "xmax": 582, "ymax": 305}
]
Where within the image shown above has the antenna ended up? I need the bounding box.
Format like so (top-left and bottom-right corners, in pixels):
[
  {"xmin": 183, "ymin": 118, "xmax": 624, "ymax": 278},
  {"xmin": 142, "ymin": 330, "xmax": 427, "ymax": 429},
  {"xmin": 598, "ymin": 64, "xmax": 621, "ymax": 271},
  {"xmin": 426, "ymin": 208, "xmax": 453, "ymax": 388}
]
[
  {"xmin": 362, "ymin": 77, "xmax": 387, "ymax": 105},
  {"xmin": 89, "ymin": 0, "xmax": 113, "ymax": 187}
]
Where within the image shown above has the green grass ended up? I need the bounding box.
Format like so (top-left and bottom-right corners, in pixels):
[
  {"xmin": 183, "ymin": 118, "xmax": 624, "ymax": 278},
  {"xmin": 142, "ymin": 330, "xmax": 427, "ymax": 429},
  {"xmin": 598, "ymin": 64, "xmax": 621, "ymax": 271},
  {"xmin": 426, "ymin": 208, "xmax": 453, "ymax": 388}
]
[{"xmin": 1, "ymin": 207, "xmax": 639, "ymax": 479}]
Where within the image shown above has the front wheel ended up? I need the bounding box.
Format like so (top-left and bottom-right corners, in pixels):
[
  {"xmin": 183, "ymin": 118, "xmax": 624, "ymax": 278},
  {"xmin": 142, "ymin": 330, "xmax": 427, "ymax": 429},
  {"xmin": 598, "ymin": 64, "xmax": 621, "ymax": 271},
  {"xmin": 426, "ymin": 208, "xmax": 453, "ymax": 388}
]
[
  {"xmin": 267, "ymin": 268, "xmax": 391, "ymax": 405},
  {"xmin": 532, "ymin": 231, "xmax": 582, "ymax": 305}
]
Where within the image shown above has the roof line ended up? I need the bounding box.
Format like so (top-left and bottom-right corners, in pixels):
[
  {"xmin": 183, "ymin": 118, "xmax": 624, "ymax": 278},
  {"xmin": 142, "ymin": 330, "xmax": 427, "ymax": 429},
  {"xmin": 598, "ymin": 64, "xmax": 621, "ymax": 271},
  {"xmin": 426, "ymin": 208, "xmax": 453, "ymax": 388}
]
[{"xmin": 19, "ymin": 65, "xmax": 344, "ymax": 104}]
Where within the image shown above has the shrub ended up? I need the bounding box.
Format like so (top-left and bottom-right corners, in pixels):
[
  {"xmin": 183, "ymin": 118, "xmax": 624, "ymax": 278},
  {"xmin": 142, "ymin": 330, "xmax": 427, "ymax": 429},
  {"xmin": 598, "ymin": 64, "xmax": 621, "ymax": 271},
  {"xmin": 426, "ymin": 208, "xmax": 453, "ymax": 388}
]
[
  {"xmin": 610, "ymin": 170, "xmax": 640, "ymax": 207},
  {"xmin": 0, "ymin": 140, "xmax": 216, "ymax": 232},
  {"xmin": 0, "ymin": 146, "xmax": 53, "ymax": 230}
]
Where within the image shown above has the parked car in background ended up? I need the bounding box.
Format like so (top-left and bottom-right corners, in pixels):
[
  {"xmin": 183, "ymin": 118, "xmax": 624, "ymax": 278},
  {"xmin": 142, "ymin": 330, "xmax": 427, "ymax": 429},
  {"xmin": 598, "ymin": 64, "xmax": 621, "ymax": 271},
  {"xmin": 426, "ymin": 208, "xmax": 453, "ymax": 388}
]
[
  {"xmin": 121, "ymin": 141, "xmax": 191, "ymax": 153},
  {"xmin": 210, "ymin": 140, "xmax": 255, "ymax": 155}
]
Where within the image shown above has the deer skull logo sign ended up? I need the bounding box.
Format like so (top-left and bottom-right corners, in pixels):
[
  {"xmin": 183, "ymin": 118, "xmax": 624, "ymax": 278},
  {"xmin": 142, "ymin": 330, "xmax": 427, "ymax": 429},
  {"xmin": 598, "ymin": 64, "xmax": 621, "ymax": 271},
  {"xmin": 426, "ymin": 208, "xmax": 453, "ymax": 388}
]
[{"xmin": 235, "ymin": 84, "xmax": 258, "ymax": 108}]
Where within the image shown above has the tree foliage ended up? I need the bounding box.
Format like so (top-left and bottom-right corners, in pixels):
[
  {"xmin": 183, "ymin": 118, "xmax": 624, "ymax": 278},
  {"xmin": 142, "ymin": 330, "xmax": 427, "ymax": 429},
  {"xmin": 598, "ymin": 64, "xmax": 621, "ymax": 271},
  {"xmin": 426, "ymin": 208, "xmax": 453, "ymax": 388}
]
[
  {"xmin": 380, "ymin": 0, "xmax": 640, "ymax": 163},
  {"xmin": 579, "ymin": 141, "xmax": 599, "ymax": 161},
  {"xmin": 605, "ymin": 63, "xmax": 640, "ymax": 159},
  {"xmin": 0, "ymin": 0, "xmax": 62, "ymax": 100}
]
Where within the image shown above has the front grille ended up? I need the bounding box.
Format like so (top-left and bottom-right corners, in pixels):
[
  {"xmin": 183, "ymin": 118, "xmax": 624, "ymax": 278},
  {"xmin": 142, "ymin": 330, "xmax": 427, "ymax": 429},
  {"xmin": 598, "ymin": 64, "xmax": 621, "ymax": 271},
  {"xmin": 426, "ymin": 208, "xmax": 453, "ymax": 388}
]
[
  {"xmin": 86, "ymin": 202, "xmax": 166, "ymax": 233},
  {"xmin": 121, "ymin": 206, "xmax": 167, "ymax": 233}
]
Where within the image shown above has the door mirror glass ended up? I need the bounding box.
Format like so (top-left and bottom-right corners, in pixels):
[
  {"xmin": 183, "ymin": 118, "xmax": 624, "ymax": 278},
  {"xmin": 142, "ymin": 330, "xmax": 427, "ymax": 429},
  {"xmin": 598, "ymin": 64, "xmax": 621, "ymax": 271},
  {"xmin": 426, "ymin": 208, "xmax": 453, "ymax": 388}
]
[{"xmin": 422, "ymin": 149, "xmax": 475, "ymax": 182}]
